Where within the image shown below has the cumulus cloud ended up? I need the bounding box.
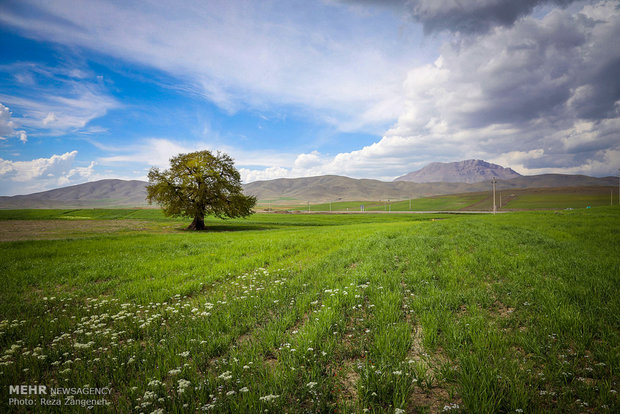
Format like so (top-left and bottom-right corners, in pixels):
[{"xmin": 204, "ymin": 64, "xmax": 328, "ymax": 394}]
[
  {"xmin": 0, "ymin": 104, "xmax": 17, "ymax": 138},
  {"xmin": 293, "ymin": 151, "xmax": 324, "ymax": 169},
  {"xmin": 0, "ymin": 103, "xmax": 28, "ymax": 143},
  {"xmin": 0, "ymin": 151, "xmax": 96, "ymax": 195},
  {"xmin": 376, "ymin": 1, "xmax": 619, "ymax": 176},
  {"xmin": 240, "ymin": 2, "xmax": 620, "ymax": 180},
  {"xmin": 239, "ymin": 166, "xmax": 291, "ymax": 183}
]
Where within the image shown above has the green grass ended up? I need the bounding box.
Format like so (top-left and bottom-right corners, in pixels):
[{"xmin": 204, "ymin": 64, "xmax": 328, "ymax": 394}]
[
  {"xmin": 1, "ymin": 208, "xmax": 618, "ymax": 413},
  {"xmin": 261, "ymin": 194, "xmax": 487, "ymax": 212},
  {"xmin": 254, "ymin": 186, "xmax": 617, "ymax": 212},
  {"xmin": 504, "ymin": 192, "xmax": 614, "ymax": 209}
]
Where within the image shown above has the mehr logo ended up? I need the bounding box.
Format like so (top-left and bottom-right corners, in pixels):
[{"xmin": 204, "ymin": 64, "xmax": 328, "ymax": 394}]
[{"xmin": 9, "ymin": 385, "xmax": 47, "ymax": 395}]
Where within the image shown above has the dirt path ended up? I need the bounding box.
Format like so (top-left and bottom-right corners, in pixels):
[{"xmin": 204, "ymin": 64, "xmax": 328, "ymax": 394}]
[{"xmin": 0, "ymin": 219, "xmax": 153, "ymax": 241}]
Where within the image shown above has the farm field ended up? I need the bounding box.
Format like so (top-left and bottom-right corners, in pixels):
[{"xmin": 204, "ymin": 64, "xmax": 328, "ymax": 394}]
[
  {"xmin": 0, "ymin": 208, "xmax": 619, "ymax": 413},
  {"xmin": 263, "ymin": 194, "xmax": 487, "ymax": 213},
  {"xmin": 255, "ymin": 186, "xmax": 617, "ymax": 212}
]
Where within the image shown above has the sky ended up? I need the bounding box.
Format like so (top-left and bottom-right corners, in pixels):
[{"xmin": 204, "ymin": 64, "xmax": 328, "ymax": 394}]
[{"xmin": 0, "ymin": 0, "xmax": 618, "ymax": 196}]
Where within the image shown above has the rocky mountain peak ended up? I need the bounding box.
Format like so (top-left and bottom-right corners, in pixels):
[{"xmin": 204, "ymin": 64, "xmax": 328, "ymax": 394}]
[{"xmin": 394, "ymin": 159, "xmax": 521, "ymax": 183}]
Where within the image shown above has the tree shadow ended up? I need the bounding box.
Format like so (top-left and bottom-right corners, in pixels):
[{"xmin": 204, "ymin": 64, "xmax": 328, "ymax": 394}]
[{"xmin": 175, "ymin": 224, "xmax": 275, "ymax": 232}]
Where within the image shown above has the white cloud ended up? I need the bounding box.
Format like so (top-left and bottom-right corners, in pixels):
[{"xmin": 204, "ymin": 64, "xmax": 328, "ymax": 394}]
[
  {"xmin": 0, "ymin": 151, "xmax": 96, "ymax": 195},
  {"xmin": 504, "ymin": 148, "xmax": 620, "ymax": 176},
  {"xmin": 42, "ymin": 112, "xmax": 57, "ymax": 125},
  {"xmin": 0, "ymin": 64, "xmax": 119, "ymax": 137},
  {"xmin": 310, "ymin": 1, "xmax": 620, "ymax": 178},
  {"xmin": 293, "ymin": 151, "xmax": 323, "ymax": 169},
  {"xmin": 0, "ymin": 104, "xmax": 17, "ymax": 138},
  {"xmin": 0, "ymin": 103, "xmax": 28, "ymax": 143},
  {"xmin": 97, "ymin": 137, "xmax": 300, "ymax": 178},
  {"xmin": 1, "ymin": 151, "xmax": 76, "ymax": 182},
  {"xmin": 98, "ymin": 138, "xmax": 197, "ymax": 169},
  {"xmin": 58, "ymin": 161, "xmax": 96, "ymax": 185},
  {"xmin": 17, "ymin": 130, "xmax": 27, "ymax": 143},
  {"xmin": 0, "ymin": 103, "xmax": 30, "ymax": 144},
  {"xmin": 239, "ymin": 166, "xmax": 291, "ymax": 183},
  {"xmin": 2, "ymin": 0, "xmax": 617, "ymax": 188},
  {"xmin": 488, "ymin": 149, "xmax": 545, "ymax": 174},
  {"xmin": 95, "ymin": 2, "xmax": 620, "ymax": 183},
  {"xmin": 0, "ymin": 86, "xmax": 119, "ymax": 135},
  {"xmin": 0, "ymin": 0, "xmax": 428, "ymax": 132}
]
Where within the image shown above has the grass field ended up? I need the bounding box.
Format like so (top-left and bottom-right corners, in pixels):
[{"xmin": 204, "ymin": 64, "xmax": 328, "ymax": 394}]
[
  {"xmin": 1, "ymin": 208, "xmax": 618, "ymax": 413},
  {"xmin": 256, "ymin": 186, "xmax": 617, "ymax": 212},
  {"xmin": 267, "ymin": 194, "xmax": 487, "ymax": 213}
]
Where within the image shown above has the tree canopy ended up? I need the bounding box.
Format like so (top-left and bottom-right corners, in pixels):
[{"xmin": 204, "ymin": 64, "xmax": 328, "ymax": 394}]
[{"xmin": 146, "ymin": 150, "xmax": 256, "ymax": 230}]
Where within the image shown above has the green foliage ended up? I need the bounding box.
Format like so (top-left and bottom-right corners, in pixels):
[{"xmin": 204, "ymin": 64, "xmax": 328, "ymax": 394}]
[{"xmin": 146, "ymin": 150, "xmax": 256, "ymax": 228}]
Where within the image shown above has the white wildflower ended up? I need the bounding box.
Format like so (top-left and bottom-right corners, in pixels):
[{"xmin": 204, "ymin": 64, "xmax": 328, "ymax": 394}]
[
  {"xmin": 259, "ymin": 394, "xmax": 279, "ymax": 402},
  {"xmin": 218, "ymin": 371, "xmax": 233, "ymax": 381},
  {"xmin": 143, "ymin": 391, "xmax": 156, "ymax": 400}
]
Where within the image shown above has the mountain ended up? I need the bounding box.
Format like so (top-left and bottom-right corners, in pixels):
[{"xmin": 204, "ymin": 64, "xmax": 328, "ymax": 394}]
[
  {"xmin": 0, "ymin": 179, "xmax": 149, "ymax": 209},
  {"xmin": 394, "ymin": 159, "xmax": 522, "ymax": 183},
  {"xmin": 0, "ymin": 173, "xmax": 616, "ymax": 209},
  {"xmin": 244, "ymin": 175, "xmax": 477, "ymax": 202},
  {"xmin": 243, "ymin": 173, "xmax": 616, "ymax": 203}
]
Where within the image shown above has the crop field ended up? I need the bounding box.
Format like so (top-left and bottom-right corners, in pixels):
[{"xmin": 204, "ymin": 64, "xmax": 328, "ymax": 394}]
[
  {"xmin": 256, "ymin": 186, "xmax": 617, "ymax": 212},
  {"xmin": 0, "ymin": 208, "xmax": 618, "ymax": 413},
  {"xmin": 262, "ymin": 194, "xmax": 487, "ymax": 213}
]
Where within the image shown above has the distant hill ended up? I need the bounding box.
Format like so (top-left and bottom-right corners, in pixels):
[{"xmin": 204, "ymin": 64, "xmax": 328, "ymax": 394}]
[
  {"xmin": 0, "ymin": 179, "xmax": 149, "ymax": 209},
  {"xmin": 243, "ymin": 173, "xmax": 616, "ymax": 203},
  {"xmin": 394, "ymin": 159, "xmax": 521, "ymax": 183},
  {"xmin": 0, "ymin": 174, "xmax": 616, "ymax": 208}
]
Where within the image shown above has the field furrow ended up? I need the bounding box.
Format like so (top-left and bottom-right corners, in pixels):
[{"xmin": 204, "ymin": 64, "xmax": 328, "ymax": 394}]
[{"xmin": 0, "ymin": 209, "xmax": 618, "ymax": 413}]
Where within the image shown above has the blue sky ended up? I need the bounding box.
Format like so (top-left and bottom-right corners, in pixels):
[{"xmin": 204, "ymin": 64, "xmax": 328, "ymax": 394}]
[{"xmin": 1, "ymin": 0, "xmax": 619, "ymax": 195}]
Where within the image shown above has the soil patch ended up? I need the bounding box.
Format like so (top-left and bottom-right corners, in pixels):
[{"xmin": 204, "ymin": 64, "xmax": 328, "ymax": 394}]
[{"xmin": 0, "ymin": 219, "xmax": 151, "ymax": 241}]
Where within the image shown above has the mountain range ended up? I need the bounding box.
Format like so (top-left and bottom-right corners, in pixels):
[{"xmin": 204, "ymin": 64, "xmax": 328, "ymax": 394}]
[
  {"xmin": 244, "ymin": 174, "xmax": 615, "ymax": 203},
  {"xmin": 0, "ymin": 160, "xmax": 616, "ymax": 208},
  {"xmin": 0, "ymin": 180, "xmax": 149, "ymax": 209}
]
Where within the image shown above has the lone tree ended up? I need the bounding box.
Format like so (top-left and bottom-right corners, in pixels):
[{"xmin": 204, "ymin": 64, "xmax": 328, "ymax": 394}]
[{"xmin": 146, "ymin": 150, "xmax": 256, "ymax": 230}]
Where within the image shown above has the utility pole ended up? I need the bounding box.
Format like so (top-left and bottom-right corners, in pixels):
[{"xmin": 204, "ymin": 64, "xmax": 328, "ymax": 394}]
[
  {"xmin": 618, "ymin": 169, "xmax": 620, "ymax": 205},
  {"xmin": 492, "ymin": 177, "xmax": 497, "ymax": 215},
  {"xmin": 330, "ymin": 201, "xmax": 332, "ymax": 212},
  {"xmin": 409, "ymin": 198, "xmax": 411, "ymax": 211},
  {"xmin": 499, "ymin": 192, "xmax": 502, "ymax": 209},
  {"xmin": 307, "ymin": 201, "xmax": 310, "ymax": 212}
]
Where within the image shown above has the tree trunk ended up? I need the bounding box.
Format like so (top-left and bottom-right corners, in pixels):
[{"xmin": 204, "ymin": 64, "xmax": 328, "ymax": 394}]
[{"xmin": 187, "ymin": 214, "xmax": 206, "ymax": 230}]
